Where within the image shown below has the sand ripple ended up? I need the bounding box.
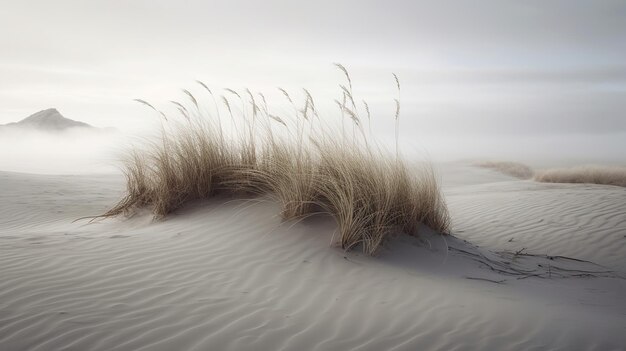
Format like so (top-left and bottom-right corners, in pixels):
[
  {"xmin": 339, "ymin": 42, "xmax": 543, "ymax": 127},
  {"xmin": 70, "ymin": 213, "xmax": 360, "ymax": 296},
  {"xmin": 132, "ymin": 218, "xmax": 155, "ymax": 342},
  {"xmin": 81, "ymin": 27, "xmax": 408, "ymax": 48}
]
[{"xmin": 446, "ymin": 178, "xmax": 626, "ymax": 272}]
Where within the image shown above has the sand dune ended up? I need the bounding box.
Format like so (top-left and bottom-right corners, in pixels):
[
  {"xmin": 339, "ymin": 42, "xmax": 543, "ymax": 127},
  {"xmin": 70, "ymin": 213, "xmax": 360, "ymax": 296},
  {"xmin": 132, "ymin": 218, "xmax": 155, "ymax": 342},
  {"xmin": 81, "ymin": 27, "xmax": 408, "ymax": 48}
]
[
  {"xmin": 1, "ymin": 165, "xmax": 625, "ymax": 350},
  {"xmin": 443, "ymin": 164, "xmax": 626, "ymax": 272}
]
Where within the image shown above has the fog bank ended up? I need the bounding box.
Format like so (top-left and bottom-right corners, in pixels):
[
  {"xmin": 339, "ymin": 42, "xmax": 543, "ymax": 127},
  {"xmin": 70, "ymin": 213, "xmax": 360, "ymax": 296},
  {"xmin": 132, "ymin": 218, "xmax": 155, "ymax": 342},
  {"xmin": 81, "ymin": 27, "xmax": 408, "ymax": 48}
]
[{"xmin": 0, "ymin": 128, "xmax": 124, "ymax": 174}]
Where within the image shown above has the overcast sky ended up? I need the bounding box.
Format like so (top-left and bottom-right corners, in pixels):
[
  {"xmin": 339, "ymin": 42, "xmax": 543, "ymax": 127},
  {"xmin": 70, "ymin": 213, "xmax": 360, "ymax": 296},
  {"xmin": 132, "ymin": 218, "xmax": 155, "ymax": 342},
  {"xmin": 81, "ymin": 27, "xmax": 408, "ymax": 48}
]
[{"xmin": 1, "ymin": 0, "xmax": 625, "ymax": 143}]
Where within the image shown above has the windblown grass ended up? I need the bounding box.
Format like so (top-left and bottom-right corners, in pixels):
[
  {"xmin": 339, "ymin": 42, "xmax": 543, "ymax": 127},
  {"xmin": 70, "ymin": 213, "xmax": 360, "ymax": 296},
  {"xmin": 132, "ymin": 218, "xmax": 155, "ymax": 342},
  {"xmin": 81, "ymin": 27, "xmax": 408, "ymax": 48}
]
[
  {"xmin": 101, "ymin": 65, "xmax": 450, "ymax": 255},
  {"xmin": 476, "ymin": 161, "xmax": 535, "ymax": 179},
  {"xmin": 535, "ymin": 166, "xmax": 626, "ymax": 187}
]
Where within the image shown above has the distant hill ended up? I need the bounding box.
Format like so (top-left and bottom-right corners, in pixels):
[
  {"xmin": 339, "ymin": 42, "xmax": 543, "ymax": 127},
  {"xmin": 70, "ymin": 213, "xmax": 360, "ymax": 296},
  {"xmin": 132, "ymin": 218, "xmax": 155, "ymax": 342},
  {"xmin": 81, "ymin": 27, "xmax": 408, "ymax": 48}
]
[{"xmin": 1, "ymin": 108, "xmax": 95, "ymax": 131}]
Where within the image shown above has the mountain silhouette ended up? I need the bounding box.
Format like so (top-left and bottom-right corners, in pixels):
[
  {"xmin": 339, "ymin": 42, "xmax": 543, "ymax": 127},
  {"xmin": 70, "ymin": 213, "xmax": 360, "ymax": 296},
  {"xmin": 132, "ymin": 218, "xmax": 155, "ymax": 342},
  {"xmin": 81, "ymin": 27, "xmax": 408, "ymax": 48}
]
[{"xmin": 1, "ymin": 108, "xmax": 94, "ymax": 131}]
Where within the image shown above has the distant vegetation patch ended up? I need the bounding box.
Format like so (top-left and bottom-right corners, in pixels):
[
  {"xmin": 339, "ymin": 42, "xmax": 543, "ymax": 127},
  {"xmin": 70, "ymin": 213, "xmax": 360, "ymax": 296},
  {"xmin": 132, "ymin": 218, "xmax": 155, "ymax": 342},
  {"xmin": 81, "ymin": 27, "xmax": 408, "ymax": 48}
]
[{"xmin": 535, "ymin": 166, "xmax": 626, "ymax": 187}]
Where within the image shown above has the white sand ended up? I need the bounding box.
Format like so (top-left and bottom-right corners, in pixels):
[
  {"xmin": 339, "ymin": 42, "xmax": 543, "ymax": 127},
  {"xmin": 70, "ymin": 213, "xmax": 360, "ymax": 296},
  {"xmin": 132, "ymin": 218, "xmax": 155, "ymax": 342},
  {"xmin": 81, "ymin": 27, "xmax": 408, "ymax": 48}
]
[{"xmin": 1, "ymin": 165, "xmax": 625, "ymax": 350}]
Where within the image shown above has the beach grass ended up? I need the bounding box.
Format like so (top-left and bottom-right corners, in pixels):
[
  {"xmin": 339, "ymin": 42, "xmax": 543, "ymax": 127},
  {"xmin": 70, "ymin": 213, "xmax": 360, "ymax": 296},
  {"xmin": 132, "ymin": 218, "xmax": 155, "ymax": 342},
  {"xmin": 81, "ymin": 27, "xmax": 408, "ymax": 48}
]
[{"xmin": 101, "ymin": 65, "xmax": 450, "ymax": 254}]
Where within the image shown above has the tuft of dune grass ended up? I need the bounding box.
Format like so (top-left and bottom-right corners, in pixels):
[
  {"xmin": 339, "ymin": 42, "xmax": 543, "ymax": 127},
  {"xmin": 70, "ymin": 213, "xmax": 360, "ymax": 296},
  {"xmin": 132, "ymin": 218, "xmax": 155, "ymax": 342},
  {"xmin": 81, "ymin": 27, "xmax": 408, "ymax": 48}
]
[
  {"xmin": 99, "ymin": 65, "xmax": 450, "ymax": 255},
  {"xmin": 476, "ymin": 161, "xmax": 534, "ymax": 179},
  {"xmin": 535, "ymin": 166, "xmax": 626, "ymax": 187}
]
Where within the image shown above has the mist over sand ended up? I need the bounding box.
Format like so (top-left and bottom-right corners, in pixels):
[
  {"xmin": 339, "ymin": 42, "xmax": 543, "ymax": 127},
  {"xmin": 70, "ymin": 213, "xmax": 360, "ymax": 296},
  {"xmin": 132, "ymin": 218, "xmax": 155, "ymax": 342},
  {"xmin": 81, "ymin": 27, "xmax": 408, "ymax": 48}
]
[{"xmin": 0, "ymin": 127, "xmax": 124, "ymax": 174}]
